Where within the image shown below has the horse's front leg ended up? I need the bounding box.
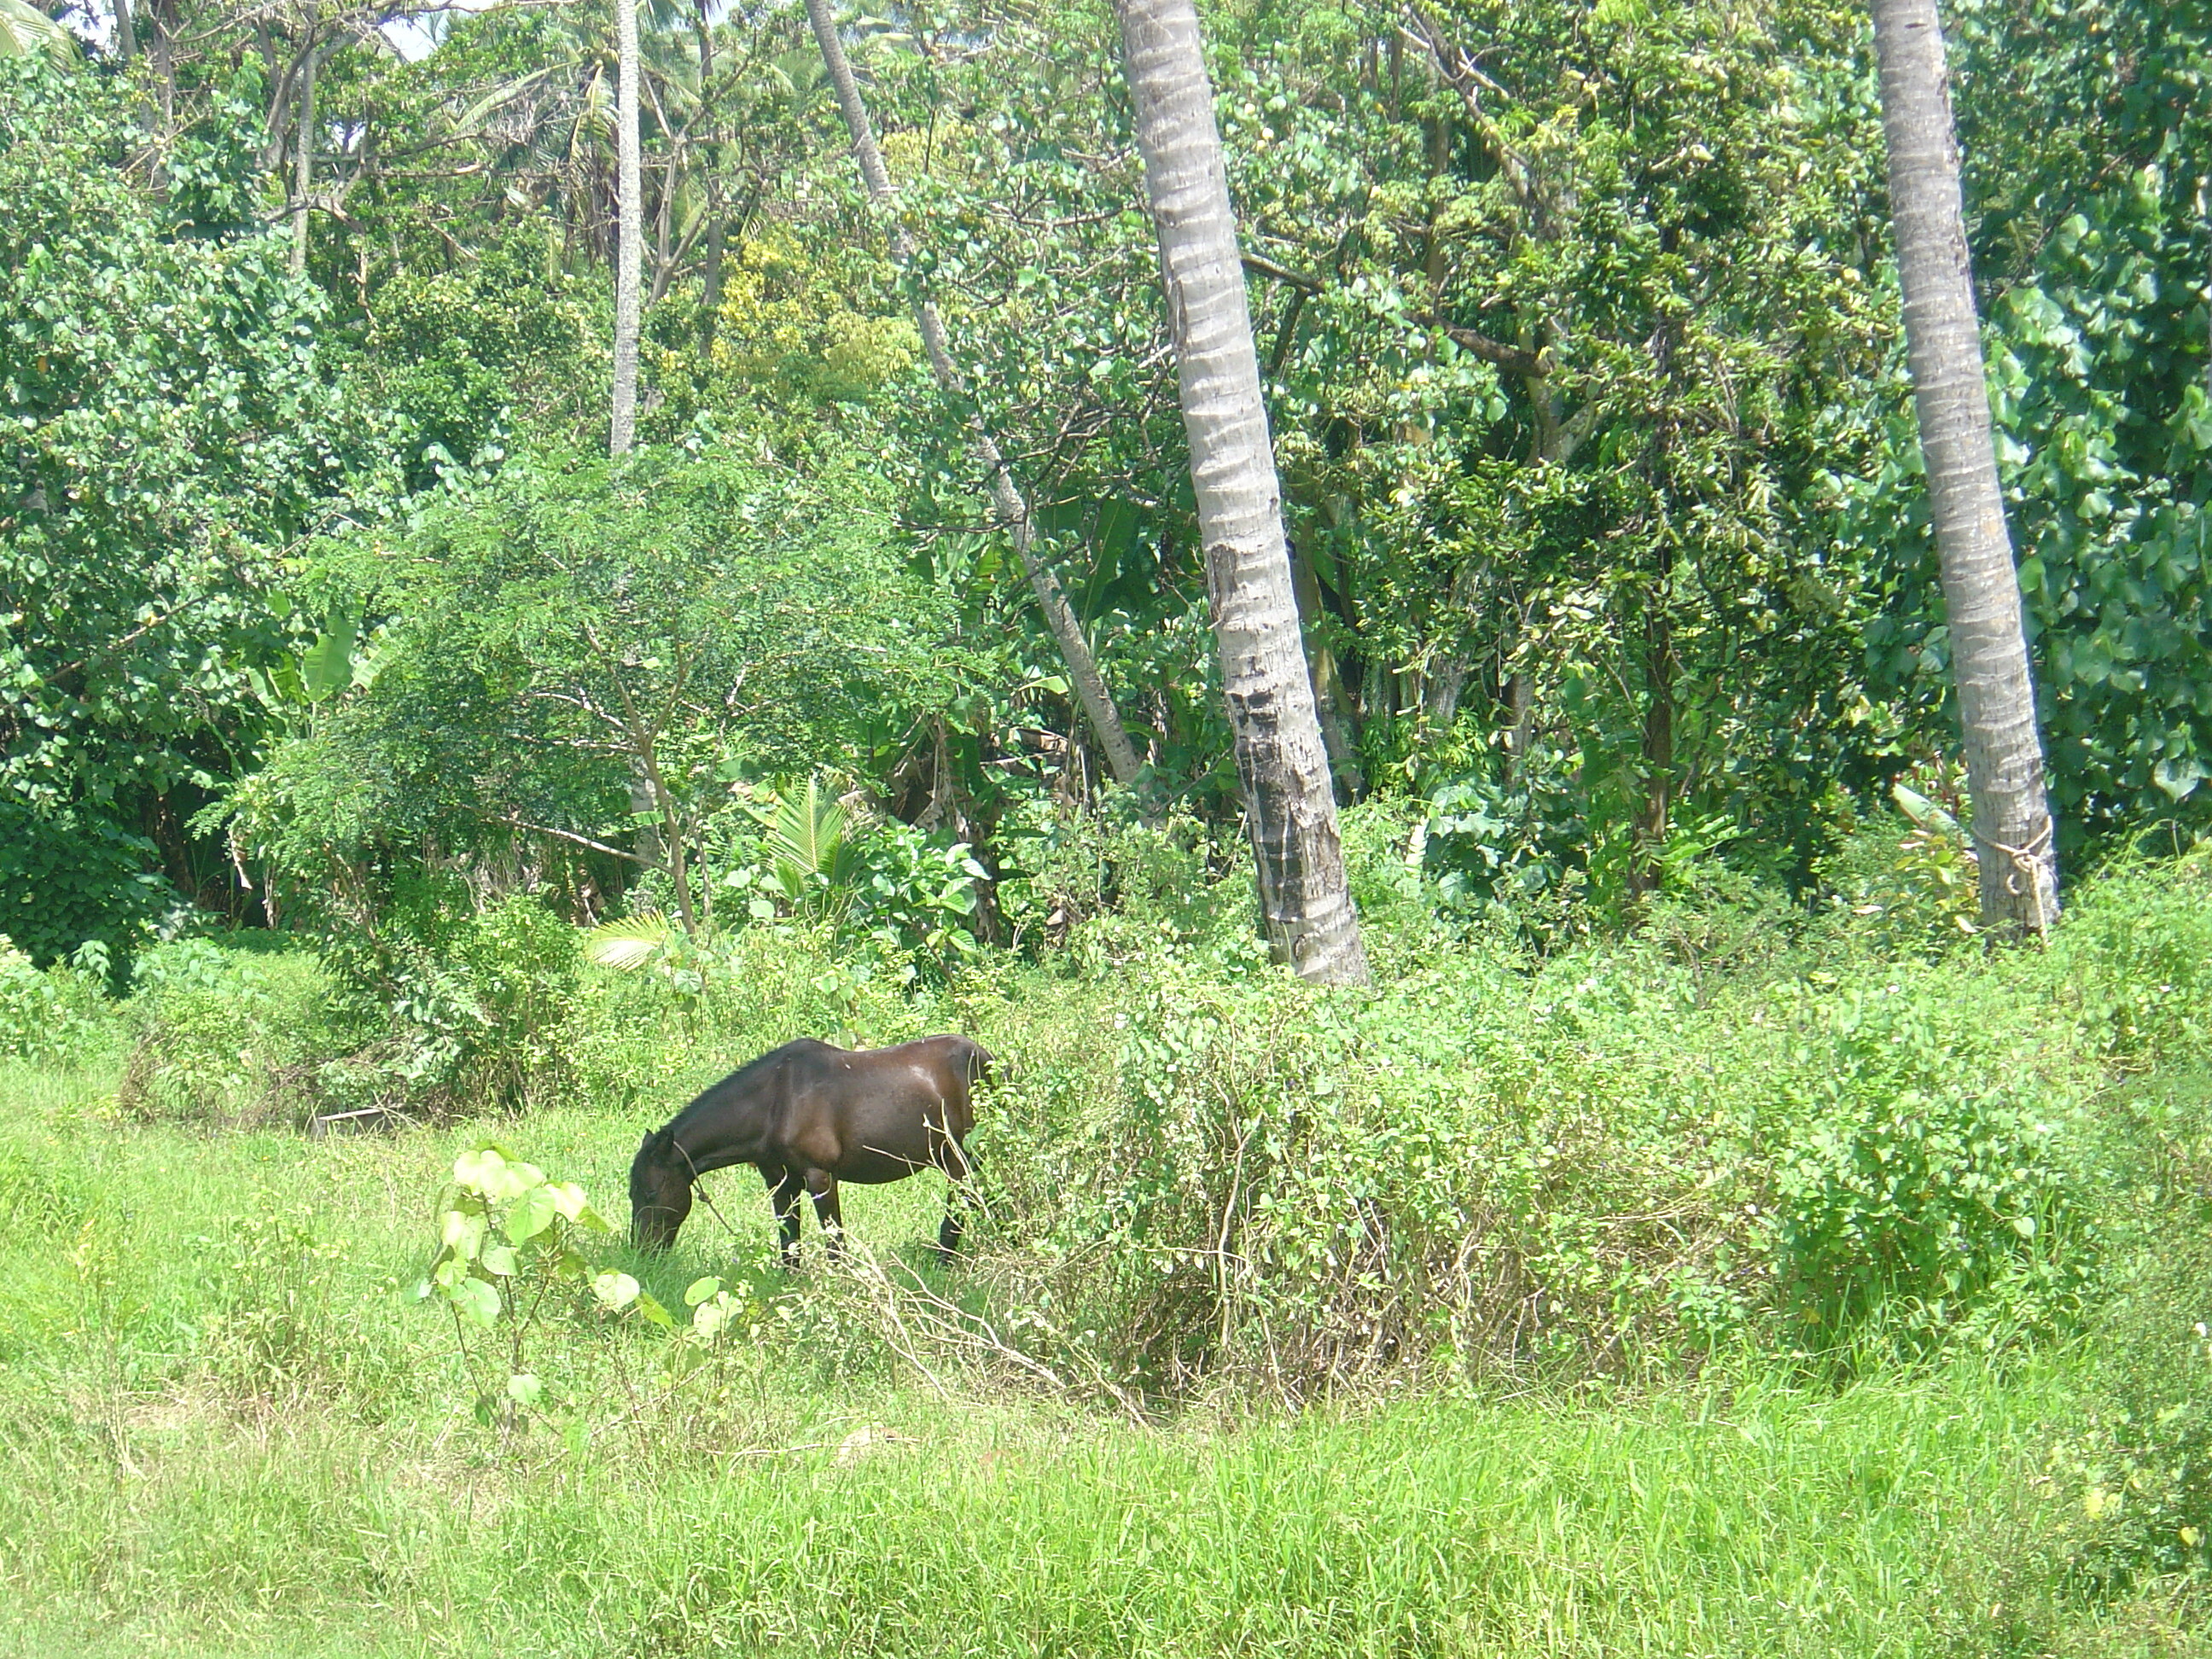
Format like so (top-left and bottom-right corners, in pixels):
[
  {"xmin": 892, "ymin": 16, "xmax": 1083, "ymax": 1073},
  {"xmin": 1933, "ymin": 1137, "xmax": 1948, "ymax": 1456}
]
[
  {"xmin": 762, "ymin": 1165, "xmax": 806, "ymax": 1268},
  {"xmin": 804, "ymin": 1170, "xmax": 844, "ymax": 1259}
]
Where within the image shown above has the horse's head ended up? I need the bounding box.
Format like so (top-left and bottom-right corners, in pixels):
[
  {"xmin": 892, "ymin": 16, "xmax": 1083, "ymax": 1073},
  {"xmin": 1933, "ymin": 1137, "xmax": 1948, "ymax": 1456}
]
[{"xmin": 628, "ymin": 1126, "xmax": 693, "ymax": 1249}]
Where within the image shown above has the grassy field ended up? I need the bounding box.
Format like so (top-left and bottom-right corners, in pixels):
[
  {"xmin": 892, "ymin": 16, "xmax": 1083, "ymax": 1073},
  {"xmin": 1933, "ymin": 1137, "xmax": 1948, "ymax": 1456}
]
[{"xmin": 2, "ymin": 1049, "xmax": 2206, "ymax": 1659}]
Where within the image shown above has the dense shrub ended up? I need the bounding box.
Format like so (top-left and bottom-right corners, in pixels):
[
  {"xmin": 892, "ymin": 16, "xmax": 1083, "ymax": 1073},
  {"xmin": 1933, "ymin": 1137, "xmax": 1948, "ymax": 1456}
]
[
  {"xmin": 1769, "ymin": 988, "xmax": 2096, "ymax": 1355},
  {"xmin": 955, "ymin": 912, "xmax": 2106, "ymax": 1395},
  {"xmin": 116, "ymin": 939, "xmax": 334, "ymax": 1125},
  {"xmin": 0, "ymin": 937, "xmax": 113, "ymax": 1065}
]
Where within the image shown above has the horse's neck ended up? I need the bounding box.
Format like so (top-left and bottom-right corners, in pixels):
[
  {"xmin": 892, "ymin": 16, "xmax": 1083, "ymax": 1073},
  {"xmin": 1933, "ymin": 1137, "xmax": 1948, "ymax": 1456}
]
[{"xmin": 672, "ymin": 1115, "xmax": 761, "ymax": 1177}]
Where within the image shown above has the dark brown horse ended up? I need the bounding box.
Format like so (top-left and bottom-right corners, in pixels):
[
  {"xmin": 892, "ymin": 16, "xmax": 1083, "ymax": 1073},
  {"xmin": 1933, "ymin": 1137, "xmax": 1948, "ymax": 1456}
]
[{"xmin": 629, "ymin": 1035, "xmax": 992, "ymax": 1262}]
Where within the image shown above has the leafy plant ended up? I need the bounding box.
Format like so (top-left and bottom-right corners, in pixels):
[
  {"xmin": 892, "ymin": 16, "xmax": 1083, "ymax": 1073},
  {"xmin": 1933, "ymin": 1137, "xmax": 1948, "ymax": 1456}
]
[
  {"xmin": 1772, "ymin": 992, "xmax": 2095, "ymax": 1357},
  {"xmin": 412, "ymin": 1140, "xmax": 628, "ymax": 1432},
  {"xmin": 746, "ymin": 776, "xmax": 859, "ymax": 917},
  {"xmin": 0, "ymin": 937, "xmax": 109, "ymax": 1065}
]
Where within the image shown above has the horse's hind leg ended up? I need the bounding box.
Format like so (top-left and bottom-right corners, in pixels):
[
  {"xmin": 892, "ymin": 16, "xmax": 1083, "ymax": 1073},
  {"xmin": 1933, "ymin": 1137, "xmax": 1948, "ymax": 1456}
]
[
  {"xmin": 936, "ymin": 1139, "xmax": 979, "ymax": 1260},
  {"xmin": 805, "ymin": 1170, "xmax": 844, "ymax": 1259},
  {"xmin": 763, "ymin": 1165, "xmax": 806, "ymax": 1267}
]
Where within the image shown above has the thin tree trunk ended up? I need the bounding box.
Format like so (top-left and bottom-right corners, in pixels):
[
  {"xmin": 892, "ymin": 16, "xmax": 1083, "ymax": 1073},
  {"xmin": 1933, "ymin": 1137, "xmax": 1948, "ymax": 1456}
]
[
  {"xmin": 1871, "ymin": 0, "xmax": 2058, "ymax": 932},
  {"xmin": 146, "ymin": 0, "xmax": 174, "ymax": 132},
  {"xmin": 289, "ymin": 25, "xmax": 317, "ymax": 280},
  {"xmin": 1503, "ymin": 669, "xmax": 1533, "ymax": 779},
  {"xmin": 700, "ymin": 195, "xmax": 725, "ymax": 348},
  {"xmin": 1114, "ymin": 0, "xmax": 1368, "ymax": 985},
  {"xmin": 114, "ymin": 0, "xmax": 137, "ymax": 61},
  {"xmin": 801, "ymin": 0, "xmax": 1145, "ymax": 792},
  {"xmin": 1289, "ymin": 537, "xmax": 1364, "ymax": 793},
  {"xmin": 610, "ymin": 0, "xmax": 642, "ymax": 457}
]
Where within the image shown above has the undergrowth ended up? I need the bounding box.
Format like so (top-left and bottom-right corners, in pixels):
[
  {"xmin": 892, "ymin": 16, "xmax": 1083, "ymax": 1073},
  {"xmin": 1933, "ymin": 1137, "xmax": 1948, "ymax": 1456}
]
[{"xmin": 2, "ymin": 836, "xmax": 2209, "ymax": 1652}]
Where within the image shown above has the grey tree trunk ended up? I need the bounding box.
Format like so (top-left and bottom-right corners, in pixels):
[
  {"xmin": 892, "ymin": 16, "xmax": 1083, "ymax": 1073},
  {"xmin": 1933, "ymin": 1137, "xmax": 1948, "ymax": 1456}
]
[
  {"xmin": 609, "ymin": 0, "xmax": 642, "ymax": 457},
  {"xmin": 288, "ymin": 25, "xmax": 316, "ymax": 280},
  {"xmin": 1872, "ymin": 0, "xmax": 2059, "ymax": 933},
  {"xmin": 1114, "ymin": 0, "xmax": 1369, "ymax": 984},
  {"xmin": 801, "ymin": 0, "xmax": 1144, "ymax": 792}
]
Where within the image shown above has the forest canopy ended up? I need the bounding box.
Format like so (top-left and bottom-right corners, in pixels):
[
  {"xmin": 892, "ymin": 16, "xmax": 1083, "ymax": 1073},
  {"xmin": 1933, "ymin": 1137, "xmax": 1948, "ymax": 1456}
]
[{"xmin": 0, "ymin": 0, "xmax": 2206, "ymax": 967}]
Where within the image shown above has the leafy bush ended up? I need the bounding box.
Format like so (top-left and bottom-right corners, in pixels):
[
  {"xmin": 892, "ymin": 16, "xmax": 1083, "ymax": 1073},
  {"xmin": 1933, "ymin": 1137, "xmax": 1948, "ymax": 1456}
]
[
  {"xmin": 567, "ymin": 918, "xmax": 924, "ymax": 1122},
  {"xmin": 414, "ymin": 1139, "xmax": 626, "ymax": 1433},
  {"xmin": 2047, "ymin": 849, "xmax": 2212, "ymax": 1062},
  {"xmin": 315, "ymin": 892, "xmax": 581, "ymax": 1120},
  {"xmin": 0, "ymin": 801, "xmax": 178, "ymax": 971},
  {"xmin": 948, "ymin": 884, "xmax": 2124, "ymax": 1395},
  {"xmin": 1770, "ymin": 990, "xmax": 2096, "ymax": 1355},
  {"xmin": 0, "ymin": 937, "xmax": 113, "ymax": 1065},
  {"xmin": 116, "ymin": 939, "xmax": 333, "ymax": 1125}
]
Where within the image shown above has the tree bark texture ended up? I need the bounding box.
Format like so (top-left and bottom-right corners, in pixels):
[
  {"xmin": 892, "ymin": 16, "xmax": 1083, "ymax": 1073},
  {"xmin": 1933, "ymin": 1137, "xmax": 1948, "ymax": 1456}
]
[
  {"xmin": 1114, "ymin": 0, "xmax": 1369, "ymax": 984},
  {"xmin": 289, "ymin": 23, "xmax": 317, "ymax": 279},
  {"xmin": 801, "ymin": 0, "xmax": 1146, "ymax": 792},
  {"xmin": 609, "ymin": 0, "xmax": 642, "ymax": 457},
  {"xmin": 1871, "ymin": 0, "xmax": 2059, "ymax": 932}
]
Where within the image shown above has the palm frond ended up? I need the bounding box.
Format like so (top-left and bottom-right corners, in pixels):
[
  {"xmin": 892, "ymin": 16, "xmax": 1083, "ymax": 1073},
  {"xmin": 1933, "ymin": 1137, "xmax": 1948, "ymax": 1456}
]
[
  {"xmin": 746, "ymin": 777, "xmax": 851, "ymax": 905},
  {"xmin": 583, "ymin": 909, "xmax": 674, "ymax": 970},
  {"xmin": 0, "ymin": 0, "xmax": 75, "ymax": 65}
]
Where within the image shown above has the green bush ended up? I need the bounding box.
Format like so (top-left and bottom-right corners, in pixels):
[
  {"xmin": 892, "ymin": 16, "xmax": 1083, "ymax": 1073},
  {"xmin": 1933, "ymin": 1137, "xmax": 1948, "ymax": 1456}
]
[
  {"xmin": 0, "ymin": 936, "xmax": 113, "ymax": 1065},
  {"xmin": 949, "ymin": 886, "xmax": 2125, "ymax": 1395},
  {"xmin": 1770, "ymin": 988, "xmax": 2097, "ymax": 1356},
  {"xmin": 2047, "ymin": 849, "xmax": 2212, "ymax": 1062},
  {"xmin": 117, "ymin": 939, "xmax": 333, "ymax": 1125}
]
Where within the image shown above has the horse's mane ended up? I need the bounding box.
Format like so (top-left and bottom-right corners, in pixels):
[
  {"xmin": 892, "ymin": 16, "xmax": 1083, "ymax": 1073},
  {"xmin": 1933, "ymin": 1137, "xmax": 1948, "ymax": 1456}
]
[{"xmin": 662, "ymin": 1036, "xmax": 832, "ymax": 1138}]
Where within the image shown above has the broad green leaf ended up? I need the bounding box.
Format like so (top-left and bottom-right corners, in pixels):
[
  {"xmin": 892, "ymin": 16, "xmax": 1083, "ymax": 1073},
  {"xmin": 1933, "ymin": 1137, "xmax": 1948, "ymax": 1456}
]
[
  {"xmin": 591, "ymin": 1271, "xmax": 641, "ymax": 1310},
  {"xmin": 439, "ymin": 1209, "xmax": 487, "ymax": 1260},
  {"xmin": 0, "ymin": 0, "xmax": 74, "ymax": 64},
  {"xmin": 449, "ymin": 1275, "xmax": 501, "ymax": 1326},
  {"xmin": 508, "ymin": 1185, "xmax": 558, "ymax": 1243},
  {"xmin": 684, "ymin": 1276, "xmax": 724, "ymax": 1307},
  {"xmin": 546, "ymin": 1182, "xmax": 593, "ymax": 1222},
  {"xmin": 299, "ymin": 606, "xmax": 360, "ymax": 704},
  {"xmin": 583, "ymin": 911, "xmax": 672, "ymax": 970},
  {"xmin": 505, "ymin": 1372, "xmax": 544, "ymax": 1406}
]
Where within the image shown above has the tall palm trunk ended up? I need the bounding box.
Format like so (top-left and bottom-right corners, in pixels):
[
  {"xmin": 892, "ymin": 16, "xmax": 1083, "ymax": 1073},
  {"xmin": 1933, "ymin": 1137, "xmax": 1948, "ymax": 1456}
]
[
  {"xmin": 801, "ymin": 0, "xmax": 1144, "ymax": 792},
  {"xmin": 609, "ymin": 0, "xmax": 642, "ymax": 457},
  {"xmin": 1872, "ymin": 0, "xmax": 2059, "ymax": 933},
  {"xmin": 1114, "ymin": 0, "xmax": 1368, "ymax": 984}
]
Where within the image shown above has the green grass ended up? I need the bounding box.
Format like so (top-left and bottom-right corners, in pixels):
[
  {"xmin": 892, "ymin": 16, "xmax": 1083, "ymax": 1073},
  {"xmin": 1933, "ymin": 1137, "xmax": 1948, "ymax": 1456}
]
[
  {"xmin": 0, "ymin": 1358, "xmax": 2101, "ymax": 1658},
  {"xmin": 3, "ymin": 926, "xmax": 2209, "ymax": 1659}
]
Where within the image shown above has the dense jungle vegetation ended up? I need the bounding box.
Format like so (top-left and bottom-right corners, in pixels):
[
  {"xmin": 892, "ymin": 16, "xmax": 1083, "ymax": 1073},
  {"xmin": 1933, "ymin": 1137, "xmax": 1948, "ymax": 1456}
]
[{"xmin": 1, "ymin": 0, "xmax": 2209, "ymax": 1651}]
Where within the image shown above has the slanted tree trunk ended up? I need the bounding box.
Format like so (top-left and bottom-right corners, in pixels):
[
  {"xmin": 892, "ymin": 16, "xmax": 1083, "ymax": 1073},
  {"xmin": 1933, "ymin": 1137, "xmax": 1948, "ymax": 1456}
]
[
  {"xmin": 1871, "ymin": 0, "xmax": 2059, "ymax": 933},
  {"xmin": 114, "ymin": 0, "xmax": 137, "ymax": 61},
  {"xmin": 609, "ymin": 0, "xmax": 642, "ymax": 457},
  {"xmin": 802, "ymin": 0, "xmax": 1144, "ymax": 793},
  {"xmin": 1114, "ymin": 0, "xmax": 1368, "ymax": 984}
]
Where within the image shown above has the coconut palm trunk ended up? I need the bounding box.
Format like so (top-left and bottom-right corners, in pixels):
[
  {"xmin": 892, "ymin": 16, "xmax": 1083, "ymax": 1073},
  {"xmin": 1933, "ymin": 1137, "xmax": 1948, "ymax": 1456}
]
[
  {"xmin": 1871, "ymin": 0, "xmax": 2059, "ymax": 933},
  {"xmin": 609, "ymin": 0, "xmax": 642, "ymax": 457},
  {"xmin": 801, "ymin": 0, "xmax": 1146, "ymax": 792},
  {"xmin": 1113, "ymin": 0, "xmax": 1368, "ymax": 984}
]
